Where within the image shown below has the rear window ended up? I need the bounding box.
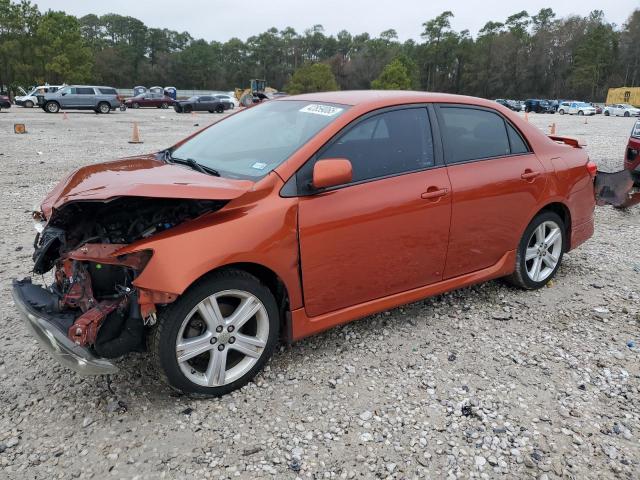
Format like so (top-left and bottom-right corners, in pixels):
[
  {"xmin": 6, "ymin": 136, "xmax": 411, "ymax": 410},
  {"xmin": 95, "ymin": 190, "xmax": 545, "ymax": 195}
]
[{"xmin": 98, "ymin": 88, "xmax": 117, "ymax": 95}]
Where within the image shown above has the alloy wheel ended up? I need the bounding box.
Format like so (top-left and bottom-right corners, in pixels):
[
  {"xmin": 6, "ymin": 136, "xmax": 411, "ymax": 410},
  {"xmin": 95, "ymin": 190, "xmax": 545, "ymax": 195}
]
[
  {"xmin": 524, "ymin": 220, "xmax": 562, "ymax": 282},
  {"xmin": 175, "ymin": 290, "xmax": 269, "ymax": 387}
]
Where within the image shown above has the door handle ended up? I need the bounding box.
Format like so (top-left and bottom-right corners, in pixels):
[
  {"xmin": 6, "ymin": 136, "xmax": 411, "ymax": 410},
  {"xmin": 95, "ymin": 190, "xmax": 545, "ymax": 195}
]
[
  {"xmin": 421, "ymin": 187, "xmax": 449, "ymax": 200},
  {"xmin": 521, "ymin": 170, "xmax": 541, "ymax": 180}
]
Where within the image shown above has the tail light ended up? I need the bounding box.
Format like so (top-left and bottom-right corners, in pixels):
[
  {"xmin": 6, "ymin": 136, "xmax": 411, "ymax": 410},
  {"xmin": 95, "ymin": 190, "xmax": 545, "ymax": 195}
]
[{"xmin": 586, "ymin": 161, "xmax": 597, "ymax": 179}]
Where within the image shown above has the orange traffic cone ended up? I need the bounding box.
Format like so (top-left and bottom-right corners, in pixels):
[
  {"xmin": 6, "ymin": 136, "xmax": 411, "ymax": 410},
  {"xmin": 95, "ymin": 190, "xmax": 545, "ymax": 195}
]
[
  {"xmin": 62, "ymin": 111, "xmax": 68, "ymax": 120},
  {"xmin": 549, "ymin": 123, "xmax": 556, "ymax": 135},
  {"xmin": 128, "ymin": 122, "xmax": 143, "ymax": 144}
]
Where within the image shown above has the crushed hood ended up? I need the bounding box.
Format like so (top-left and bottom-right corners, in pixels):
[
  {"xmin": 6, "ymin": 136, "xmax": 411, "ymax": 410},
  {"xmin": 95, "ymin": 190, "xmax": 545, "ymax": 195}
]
[{"xmin": 41, "ymin": 155, "xmax": 255, "ymax": 218}]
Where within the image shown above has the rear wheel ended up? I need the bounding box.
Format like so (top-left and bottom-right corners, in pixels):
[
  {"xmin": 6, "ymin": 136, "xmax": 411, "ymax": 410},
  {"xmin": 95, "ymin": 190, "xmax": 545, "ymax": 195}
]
[
  {"xmin": 151, "ymin": 269, "xmax": 280, "ymax": 396},
  {"xmin": 44, "ymin": 101, "xmax": 59, "ymax": 113},
  {"xmin": 97, "ymin": 102, "xmax": 110, "ymax": 114},
  {"xmin": 506, "ymin": 211, "xmax": 565, "ymax": 290},
  {"xmin": 559, "ymin": 109, "xmax": 565, "ymax": 115},
  {"xmin": 161, "ymin": 102, "xmax": 168, "ymax": 109},
  {"xmin": 132, "ymin": 102, "xmax": 140, "ymax": 109},
  {"xmin": 215, "ymin": 105, "xmax": 224, "ymax": 113}
]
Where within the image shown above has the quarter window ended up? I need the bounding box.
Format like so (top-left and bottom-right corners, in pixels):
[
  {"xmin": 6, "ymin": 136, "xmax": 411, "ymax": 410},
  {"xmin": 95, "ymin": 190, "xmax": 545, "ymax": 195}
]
[
  {"xmin": 507, "ymin": 124, "xmax": 529, "ymax": 154},
  {"xmin": 316, "ymin": 108, "xmax": 434, "ymax": 183},
  {"xmin": 439, "ymin": 107, "xmax": 511, "ymax": 163}
]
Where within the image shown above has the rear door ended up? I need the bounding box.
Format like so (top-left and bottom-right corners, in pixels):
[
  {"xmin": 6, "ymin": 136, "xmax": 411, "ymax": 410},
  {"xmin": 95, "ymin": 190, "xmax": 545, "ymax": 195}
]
[
  {"xmin": 76, "ymin": 87, "xmax": 96, "ymax": 107},
  {"xmin": 435, "ymin": 105, "xmax": 548, "ymax": 279},
  {"xmin": 296, "ymin": 106, "xmax": 452, "ymax": 317}
]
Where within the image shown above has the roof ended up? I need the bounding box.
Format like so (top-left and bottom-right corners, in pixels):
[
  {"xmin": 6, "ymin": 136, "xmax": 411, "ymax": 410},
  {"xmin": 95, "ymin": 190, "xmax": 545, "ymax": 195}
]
[{"xmin": 282, "ymin": 90, "xmax": 498, "ymax": 109}]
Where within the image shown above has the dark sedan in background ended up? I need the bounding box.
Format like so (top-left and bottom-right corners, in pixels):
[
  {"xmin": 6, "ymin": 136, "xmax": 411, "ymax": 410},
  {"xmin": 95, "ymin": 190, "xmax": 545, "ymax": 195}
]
[
  {"xmin": 0, "ymin": 95, "xmax": 10, "ymax": 111},
  {"xmin": 125, "ymin": 93, "xmax": 175, "ymax": 109},
  {"xmin": 173, "ymin": 95, "xmax": 231, "ymax": 113}
]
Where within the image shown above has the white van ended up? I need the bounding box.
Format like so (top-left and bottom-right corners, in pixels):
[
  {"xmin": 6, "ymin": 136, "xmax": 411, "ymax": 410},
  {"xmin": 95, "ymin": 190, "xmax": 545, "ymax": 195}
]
[{"xmin": 15, "ymin": 84, "xmax": 65, "ymax": 108}]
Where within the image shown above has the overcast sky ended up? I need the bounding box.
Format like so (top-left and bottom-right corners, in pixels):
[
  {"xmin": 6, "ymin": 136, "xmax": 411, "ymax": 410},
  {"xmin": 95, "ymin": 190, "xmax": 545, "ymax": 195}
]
[{"xmin": 33, "ymin": 0, "xmax": 638, "ymax": 42}]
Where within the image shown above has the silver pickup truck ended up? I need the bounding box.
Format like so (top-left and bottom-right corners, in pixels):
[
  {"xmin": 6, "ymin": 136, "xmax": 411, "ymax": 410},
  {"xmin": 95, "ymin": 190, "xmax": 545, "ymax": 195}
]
[{"xmin": 38, "ymin": 85, "xmax": 121, "ymax": 114}]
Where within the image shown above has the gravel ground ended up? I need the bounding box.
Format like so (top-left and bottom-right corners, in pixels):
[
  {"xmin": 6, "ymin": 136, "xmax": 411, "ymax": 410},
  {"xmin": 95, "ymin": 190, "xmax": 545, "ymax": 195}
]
[{"xmin": 0, "ymin": 107, "xmax": 638, "ymax": 480}]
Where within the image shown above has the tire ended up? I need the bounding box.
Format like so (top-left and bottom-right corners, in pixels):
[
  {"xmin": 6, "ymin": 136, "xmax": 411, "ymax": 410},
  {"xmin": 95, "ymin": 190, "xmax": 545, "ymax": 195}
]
[
  {"xmin": 161, "ymin": 102, "xmax": 168, "ymax": 109},
  {"xmin": 44, "ymin": 101, "xmax": 59, "ymax": 113},
  {"xmin": 624, "ymin": 111, "xmax": 630, "ymax": 117},
  {"xmin": 525, "ymin": 107, "xmax": 531, "ymax": 113},
  {"xmin": 578, "ymin": 110, "xmax": 584, "ymax": 116},
  {"xmin": 184, "ymin": 105, "xmax": 192, "ymax": 113},
  {"xmin": 559, "ymin": 109, "xmax": 565, "ymax": 115},
  {"xmin": 150, "ymin": 269, "xmax": 280, "ymax": 396},
  {"xmin": 97, "ymin": 102, "xmax": 110, "ymax": 114},
  {"xmin": 132, "ymin": 102, "xmax": 139, "ymax": 109},
  {"xmin": 24, "ymin": 100, "xmax": 34, "ymax": 108},
  {"xmin": 215, "ymin": 105, "xmax": 224, "ymax": 114},
  {"xmin": 506, "ymin": 211, "xmax": 565, "ymax": 290}
]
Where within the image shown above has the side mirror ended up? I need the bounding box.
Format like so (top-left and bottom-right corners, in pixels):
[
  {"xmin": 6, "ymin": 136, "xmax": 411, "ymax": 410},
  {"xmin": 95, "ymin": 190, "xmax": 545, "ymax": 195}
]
[{"xmin": 312, "ymin": 158, "xmax": 353, "ymax": 190}]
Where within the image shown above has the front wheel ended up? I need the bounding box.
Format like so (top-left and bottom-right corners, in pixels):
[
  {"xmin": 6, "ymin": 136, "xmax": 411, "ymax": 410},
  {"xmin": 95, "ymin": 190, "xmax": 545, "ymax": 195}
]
[
  {"xmin": 604, "ymin": 110, "xmax": 610, "ymax": 116},
  {"xmin": 559, "ymin": 109, "xmax": 565, "ymax": 115},
  {"xmin": 624, "ymin": 111, "xmax": 630, "ymax": 117},
  {"xmin": 578, "ymin": 110, "xmax": 584, "ymax": 116},
  {"xmin": 506, "ymin": 211, "xmax": 565, "ymax": 290},
  {"xmin": 161, "ymin": 102, "xmax": 168, "ymax": 109},
  {"xmin": 151, "ymin": 269, "xmax": 280, "ymax": 396},
  {"xmin": 24, "ymin": 100, "xmax": 34, "ymax": 108}
]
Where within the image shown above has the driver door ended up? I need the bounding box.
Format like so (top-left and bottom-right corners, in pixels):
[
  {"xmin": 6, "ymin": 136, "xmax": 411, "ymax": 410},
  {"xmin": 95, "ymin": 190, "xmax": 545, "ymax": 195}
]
[{"xmin": 296, "ymin": 106, "xmax": 452, "ymax": 317}]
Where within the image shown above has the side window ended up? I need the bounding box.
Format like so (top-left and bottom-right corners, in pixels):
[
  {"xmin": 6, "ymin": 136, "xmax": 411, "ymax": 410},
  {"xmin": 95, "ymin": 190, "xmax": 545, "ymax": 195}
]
[
  {"xmin": 507, "ymin": 124, "xmax": 529, "ymax": 154},
  {"xmin": 316, "ymin": 108, "xmax": 434, "ymax": 184},
  {"xmin": 439, "ymin": 107, "xmax": 510, "ymax": 163},
  {"xmin": 77, "ymin": 87, "xmax": 95, "ymax": 95}
]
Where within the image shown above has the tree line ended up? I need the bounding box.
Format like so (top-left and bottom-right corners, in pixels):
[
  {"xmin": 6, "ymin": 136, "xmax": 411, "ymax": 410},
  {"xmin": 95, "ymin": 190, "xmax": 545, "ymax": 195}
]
[{"xmin": 0, "ymin": 0, "xmax": 638, "ymax": 101}]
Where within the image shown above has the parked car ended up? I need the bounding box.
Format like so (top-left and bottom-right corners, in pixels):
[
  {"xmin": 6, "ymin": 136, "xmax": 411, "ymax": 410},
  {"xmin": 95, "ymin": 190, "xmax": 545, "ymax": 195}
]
[
  {"xmin": 0, "ymin": 94, "xmax": 10, "ymax": 111},
  {"xmin": 174, "ymin": 95, "xmax": 227, "ymax": 113},
  {"xmin": 214, "ymin": 94, "xmax": 236, "ymax": 109},
  {"xmin": 38, "ymin": 85, "xmax": 121, "ymax": 114},
  {"xmin": 590, "ymin": 103, "xmax": 603, "ymax": 114},
  {"xmin": 524, "ymin": 99, "xmax": 554, "ymax": 113},
  {"xmin": 557, "ymin": 101, "xmax": 596, "ymax": 116},
  {"xmin": 495, "ymin": 99, "xmax": 520, "ymax": 111},
  {"xmin": 15, "ymin": 84, "xmax": 64, "ymax": 108},
  {"xmin": 13, "ymin": 91, "xmax": 597, "ymax": 396},
  {"xmin": 625, "ymin": 118, "xmax": 640, "ymax": 172},
  {"xmin": 125, "ymin": 92, "xmax": 175, "ymax": 109},
  {"xmin": 603, "ymin": 104, "xmax": 640, "ymax": 117}
]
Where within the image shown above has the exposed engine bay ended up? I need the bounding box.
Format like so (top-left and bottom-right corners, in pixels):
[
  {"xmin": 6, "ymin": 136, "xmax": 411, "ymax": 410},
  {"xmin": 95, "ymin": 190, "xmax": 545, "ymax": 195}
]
[{"xmin": 25, "ymin": 197, "xmax": 225, "ymax": 359}]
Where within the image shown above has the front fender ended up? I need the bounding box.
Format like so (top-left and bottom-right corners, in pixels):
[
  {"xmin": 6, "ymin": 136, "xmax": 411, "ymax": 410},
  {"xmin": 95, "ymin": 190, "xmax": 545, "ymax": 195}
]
[{"xmin": 118, "ymin": 177, "xmax": 303, "ymax": 309}]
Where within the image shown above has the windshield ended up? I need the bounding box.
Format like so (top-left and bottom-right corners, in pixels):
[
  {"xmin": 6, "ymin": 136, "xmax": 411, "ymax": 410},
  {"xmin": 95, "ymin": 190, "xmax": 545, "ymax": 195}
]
[{"xmin": 171, "ymin": 100, "xmax": 349, "ymax": 179}]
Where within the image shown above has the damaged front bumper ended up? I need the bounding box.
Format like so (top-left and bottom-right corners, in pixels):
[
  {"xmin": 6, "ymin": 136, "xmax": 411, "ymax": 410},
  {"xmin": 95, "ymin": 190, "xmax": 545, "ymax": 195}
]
[{"xmin": 12, "ymin": 278, "xmax": 118, "ymax": 375}]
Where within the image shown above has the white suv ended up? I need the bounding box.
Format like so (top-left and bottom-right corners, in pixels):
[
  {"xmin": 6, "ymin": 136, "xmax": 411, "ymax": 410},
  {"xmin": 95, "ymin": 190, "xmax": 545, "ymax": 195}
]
[
  {"xmin": 557, "ymin": 101, "xmax": 596, "ymax": 116},
  {"xmin": 15, "ymin": 84, "xmax": 65, "ymax": 108},
  {"xmin": 604, "ymin": 104, "xmax": 640, "ymax": 117}
]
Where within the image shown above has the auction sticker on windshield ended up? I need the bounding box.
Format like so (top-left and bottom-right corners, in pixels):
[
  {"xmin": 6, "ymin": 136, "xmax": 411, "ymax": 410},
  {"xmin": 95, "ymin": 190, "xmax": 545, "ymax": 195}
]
[{"xmin": 299, "ymin": 104, "xmax": 344, "ymax": 116}]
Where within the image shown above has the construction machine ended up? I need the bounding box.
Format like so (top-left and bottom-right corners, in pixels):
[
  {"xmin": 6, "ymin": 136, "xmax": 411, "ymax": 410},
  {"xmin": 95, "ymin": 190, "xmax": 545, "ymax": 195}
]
[{"xmin": 234, "ymin": 79, "xmax": 277, "ymax": 107}]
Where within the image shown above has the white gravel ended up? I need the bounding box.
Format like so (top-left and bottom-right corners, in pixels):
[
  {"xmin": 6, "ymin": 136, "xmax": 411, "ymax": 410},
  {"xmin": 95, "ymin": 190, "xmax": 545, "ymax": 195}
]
[{"xmin": 0, "ymin": 107, "xmax": 638, "ymax": 479}]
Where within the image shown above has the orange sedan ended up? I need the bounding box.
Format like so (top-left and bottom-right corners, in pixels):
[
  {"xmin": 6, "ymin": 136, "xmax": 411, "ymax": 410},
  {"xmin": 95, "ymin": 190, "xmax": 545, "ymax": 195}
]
[{"xmin": 13, "ymin": 91, "xmax": 597, "ymax": 396}]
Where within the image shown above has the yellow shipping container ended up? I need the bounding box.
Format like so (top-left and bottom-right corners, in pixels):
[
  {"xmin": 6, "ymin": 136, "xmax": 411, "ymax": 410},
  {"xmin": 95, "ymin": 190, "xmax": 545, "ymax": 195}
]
[{"xmin": 606, "ymin": 87, "xmax": 640, "ymax": 107}]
